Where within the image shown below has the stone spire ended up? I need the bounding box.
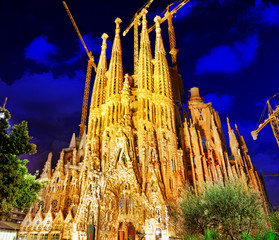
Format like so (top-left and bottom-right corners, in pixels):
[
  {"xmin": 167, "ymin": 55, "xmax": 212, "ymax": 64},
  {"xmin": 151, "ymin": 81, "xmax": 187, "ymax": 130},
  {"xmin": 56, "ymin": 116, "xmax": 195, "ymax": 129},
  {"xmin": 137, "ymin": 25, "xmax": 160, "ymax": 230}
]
[
  {"xmin": 235, "ymin": 123, "xmax": 253, "ymax": 170},
  {"xmin": 106, "ymin": 18, "xmax": 123, "ymax": 100},
  {"xmin": 91, "ymin": 33, "xmax": 108, "ymax": 109},
  {"xmin": 69, "ymin": 133, "xmax": 76, "ymax": 148},
  {"xmin": 54, "ymin": 150, "xmax": 65, "ymax": 176},
  {"xmin": 40, "ymin": 152, "xmax": 52, "ymax": 180},
  {"xmin": 227, "ymin": 118, "xmax": 244, "ymax": 174},
  {"xmin": 154, "ymin": 16, "xmax": 172, "ymax": 99},
  {"xmin": 137, "ymin": 9, "xmax": 153, "ymax": 91}
]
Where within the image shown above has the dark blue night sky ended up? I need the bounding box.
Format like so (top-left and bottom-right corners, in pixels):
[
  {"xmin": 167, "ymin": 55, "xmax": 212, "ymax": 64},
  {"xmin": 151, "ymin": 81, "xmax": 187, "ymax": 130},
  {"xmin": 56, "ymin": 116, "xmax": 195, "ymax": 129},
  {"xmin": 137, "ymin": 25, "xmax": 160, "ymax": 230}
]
[{"xmin": 0, "ymin": 0, "xmax": 278, "ymax": 207}]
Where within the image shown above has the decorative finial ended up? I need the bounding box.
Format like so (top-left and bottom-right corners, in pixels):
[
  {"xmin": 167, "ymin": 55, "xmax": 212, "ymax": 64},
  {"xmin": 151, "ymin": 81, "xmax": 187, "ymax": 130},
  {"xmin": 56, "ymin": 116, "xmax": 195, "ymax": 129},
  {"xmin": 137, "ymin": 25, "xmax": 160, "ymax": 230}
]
[
  {"xmin": 101, "ymin": 33, "xmax": 108, "ymax": 51},
  {"xmin": 141, "ymin": 9, "xmax": 148, "ymax": 28},
  {"xmin": 115, "ymin": 18, "xmax": 122, "ymax": 36},
  {"xmin": 141, "ymin": 8, "xmax": 148, "ymax": 17},
  {"xmin": 154, "ymin": 16, "xmax": 161, "ymax": 35},
  {"xmin": 154, "ymin": 15, "xmax": 161, "ymax": 24},
  {"xmin": 101, "ymin": 33, "xmax": 108, "ymax": 41}
]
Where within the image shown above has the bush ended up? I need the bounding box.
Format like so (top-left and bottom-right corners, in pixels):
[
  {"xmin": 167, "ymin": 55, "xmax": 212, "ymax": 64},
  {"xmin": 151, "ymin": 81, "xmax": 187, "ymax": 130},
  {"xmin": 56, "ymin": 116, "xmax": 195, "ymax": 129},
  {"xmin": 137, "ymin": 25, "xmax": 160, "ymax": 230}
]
[
  {"xmin": 240, "ymin": 230, "xmax": 278, "ymax": 240},
  {"xmin": 169, "ymin": 178, "xmax": 265, "ymax": 240},
  {"xmin": 270, "ymin": 211, "xmax": 279, "ymax": 234}
]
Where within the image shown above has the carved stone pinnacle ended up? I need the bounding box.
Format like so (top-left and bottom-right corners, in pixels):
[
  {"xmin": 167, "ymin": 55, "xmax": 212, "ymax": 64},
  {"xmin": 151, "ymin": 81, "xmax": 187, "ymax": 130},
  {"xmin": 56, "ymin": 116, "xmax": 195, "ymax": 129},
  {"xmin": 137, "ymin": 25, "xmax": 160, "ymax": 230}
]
[
  {"xmin": 101, "ymin": 33, "xmax": 109, "ymax": 41},
  {"xmin": 115, "ymin": 17, "xmax": 122, "ymax": 26},
  {"xmin": 154, "ymin": 15, "xmax": 161, "ymax": 24},
  {"xmin": 141, "ymin": 8, "xmax": 148, "ymax": 16}
]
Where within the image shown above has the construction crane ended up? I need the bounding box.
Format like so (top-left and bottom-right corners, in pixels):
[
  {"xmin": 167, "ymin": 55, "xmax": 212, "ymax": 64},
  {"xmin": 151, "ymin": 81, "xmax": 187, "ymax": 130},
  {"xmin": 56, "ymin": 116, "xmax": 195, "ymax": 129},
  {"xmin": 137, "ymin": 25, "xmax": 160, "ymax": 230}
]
[
  {"xmin": 122, "ymin": 0, "xmax": 154, "ymax": 75},
  {"xmin": 264, "ymin": 173, "xmax": 279, "ymax": 177},
  {"xmin": 251, "ymin": 92, "xmax": 279, "ymax": 147},
  {"xmin": 148, "ymin": 0, "xmax": 191, "ymax": 68},
  {"xmin": 63, "ymin": 1, "xmax": 97, "ymax": 138}
]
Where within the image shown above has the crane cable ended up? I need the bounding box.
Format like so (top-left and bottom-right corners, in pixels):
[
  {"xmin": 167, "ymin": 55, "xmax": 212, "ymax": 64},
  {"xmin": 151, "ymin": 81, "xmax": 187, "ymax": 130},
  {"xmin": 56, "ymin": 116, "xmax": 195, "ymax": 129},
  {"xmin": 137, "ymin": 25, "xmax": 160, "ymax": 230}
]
[
  {"xmin": 256, "ymin": 103, "xmax": 267, "ymax": 129},
  {"xmin": 124, "ymin": 0, "xmax": 153, "ymax": 36},
  {"xmin": 256, "ymin": 91, "xmax": 279, "ymax": 129},
  {"xmin": 162, "ymin": 0, "xmax": 181, "ymax": 15},
  {"xmin": 268, "ymin": 91, "xmax": 279, "ymax": 101}
]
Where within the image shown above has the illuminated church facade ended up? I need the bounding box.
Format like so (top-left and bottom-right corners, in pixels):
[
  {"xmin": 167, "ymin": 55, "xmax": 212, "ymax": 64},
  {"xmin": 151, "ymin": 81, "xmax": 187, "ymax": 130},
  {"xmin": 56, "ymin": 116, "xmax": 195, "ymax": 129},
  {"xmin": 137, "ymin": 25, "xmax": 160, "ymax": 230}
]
[{"xmin": 19, "ymin": 9, "xmax": 267, "ymax": 240}]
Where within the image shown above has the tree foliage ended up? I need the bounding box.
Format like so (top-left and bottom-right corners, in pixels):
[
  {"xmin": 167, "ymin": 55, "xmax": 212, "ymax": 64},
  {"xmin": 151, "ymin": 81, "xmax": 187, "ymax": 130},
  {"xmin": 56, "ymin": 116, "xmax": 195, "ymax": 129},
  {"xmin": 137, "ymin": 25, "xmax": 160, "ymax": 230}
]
[
  {"xmin": 270, "ymin": 211, "xmax": 279, "ymax": 234},
  {"xmin": 169, "ymin": 178, "xmax": 265, "ymax": 239},
  {"xmin": 0, "ymin": 107, "xmax": 43, "ymax": 217}
]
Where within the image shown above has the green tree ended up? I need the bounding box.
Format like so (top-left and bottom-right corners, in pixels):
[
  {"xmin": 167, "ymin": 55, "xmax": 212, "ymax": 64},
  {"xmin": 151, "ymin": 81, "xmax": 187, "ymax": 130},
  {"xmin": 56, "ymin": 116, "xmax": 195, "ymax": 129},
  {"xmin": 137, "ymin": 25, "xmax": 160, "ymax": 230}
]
[
  {"xmin": 169, "ymin": 178, "xmax": 265, "ymax": 239},
  {"xmin": 270, "ymin": 211, "xmax": 279, "ymax": 234},
  {"xmin": 0, "ymin": 107, "xmax": 43, "ymax": 217}
]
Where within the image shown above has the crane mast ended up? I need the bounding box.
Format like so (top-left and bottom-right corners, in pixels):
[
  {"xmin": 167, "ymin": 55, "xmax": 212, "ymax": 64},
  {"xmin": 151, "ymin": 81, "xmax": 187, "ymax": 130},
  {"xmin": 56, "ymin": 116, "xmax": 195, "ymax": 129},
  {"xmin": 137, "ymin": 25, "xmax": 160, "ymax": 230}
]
[
  {"xmin": 166, "ymin": 9, "xmax": 179, "ymax": 68},
  {"xmin": 147, "ymin": 0, "xmax": 191, "ymax": 33},
  {"xmin": 134, "ymin": 13, "xmax": 139, "ymax": 75},
  {"xmin": 63, "ymin": 1, "xmax": 96, "ymax": 137},
  {"xmin": 123, "ymin": 0, "xmax": 154, "ymax": 75},
  {"xmin": 251, "ymin": 94, "xmax": 279, "ymax": 148},
  {"xmin": 147, "ymin": 0, "xmax": 191, "ymax": 67},
  {"xmin": 80, "ymin": 53, "xmax": 94, "ymax": 137},
  {"xmin": 264, "ymin": 173, "xmax": 279, "ymax": 177},
  {"xmin": 267, "ymin": 101, "xmax": 279, "ymax": 147}
]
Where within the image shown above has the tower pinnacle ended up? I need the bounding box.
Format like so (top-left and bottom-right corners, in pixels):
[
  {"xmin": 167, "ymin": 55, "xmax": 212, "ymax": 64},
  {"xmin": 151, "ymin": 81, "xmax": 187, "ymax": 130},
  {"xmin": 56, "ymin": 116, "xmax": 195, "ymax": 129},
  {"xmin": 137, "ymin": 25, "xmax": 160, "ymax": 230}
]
[
  {"xmin": 91, "ymin": 33, "xmax": 108, "ymax": 109},
  {"xmin": 154, "ymin": 16, "xmax": 162, "ymax": 36},
  {"xmin": 137, "ymin": 9, "xmax": 153, "ymax": 91},
  {"xmin": 106, "ymin": 18, "xmax": 123, "ymax": 99},
  {"xmin": 154, "ymin": 15, "xmax": 172, "ymax": 99},
  {"xmin": 115, "ymin": 18, "xmax": 122, "ymax": 38}
]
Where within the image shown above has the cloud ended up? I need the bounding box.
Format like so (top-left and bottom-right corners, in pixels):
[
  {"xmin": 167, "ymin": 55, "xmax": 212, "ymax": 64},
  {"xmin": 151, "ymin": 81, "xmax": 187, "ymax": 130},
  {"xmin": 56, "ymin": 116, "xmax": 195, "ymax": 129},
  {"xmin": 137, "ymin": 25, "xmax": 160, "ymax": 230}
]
[
  {"xmin": 148, "ymin": 0, "xmax": 200, "ymax": 22},
  {"xmin": 0, "ymin": 71, "xmax": 85, "ymax": 128},
  {"xmin": 66, "ymin": 34, "xmax": 113, "ymax": 65},
  {"xmin": 218, "ymin": 0, "xmax": 226, "ymax": 4},
  {"xmin": 173, "ymin": 0, "xmax": 199, "ymax": 20},
  {"xmin": 165, "ymin": 0, "xmax": 233, "ymax": 21},
  {"xmin": 147, "ymin": 7, "xmax": 164, "ymax": 22},
  {"xmin": 0, "ymin": 70, "xmax": 87, "ymax": 173},
  {"xmin": 204, "ymin": 93, "xmax": 235, "ymax": 114},
  {"xmin": 260, "ymin": 3, "xmax": 279, "ymax": 26},
  {"xmin": 255, "ymin": 97, "xmax": 268, "ymax": 109},
  {"xmin": 246, "ymin": 0, "xmax": 279, "ymax": 27},
  {"xmin": 25, "ymin": 36, "xmax": 58, "ymax": 65},
  {"xmin": 196, "ymin": 34, "xmax": 259, "ymax": 74}
]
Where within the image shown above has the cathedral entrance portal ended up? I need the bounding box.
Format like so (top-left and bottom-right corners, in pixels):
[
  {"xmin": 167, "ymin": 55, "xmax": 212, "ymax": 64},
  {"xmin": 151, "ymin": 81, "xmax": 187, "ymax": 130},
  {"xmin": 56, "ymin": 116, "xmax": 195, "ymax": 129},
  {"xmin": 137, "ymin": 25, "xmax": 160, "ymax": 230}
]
[
  {"xmin": 118, "ymin": 222, "xmax": 136, "ymax": 240},
  {"xmin": 118, "ymin": 223, "xmax": 124, "ymax": 240},
  {"xmin": 127, "ymin": 222, "xmax": 135, "ymax": 240}
]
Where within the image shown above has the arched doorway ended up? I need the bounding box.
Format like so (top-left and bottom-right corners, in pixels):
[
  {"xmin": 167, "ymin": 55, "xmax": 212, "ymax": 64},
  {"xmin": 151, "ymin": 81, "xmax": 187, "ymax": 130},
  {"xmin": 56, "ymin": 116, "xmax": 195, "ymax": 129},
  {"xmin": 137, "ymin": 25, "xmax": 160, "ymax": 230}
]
[
  {"xmin": 118, "ymin": 222, "xmax": 124, "ymax": 240},
  {"xmin": 118, "ymin": 222, "xmax": 136, "ymax": 240},
  {"xmin": 127, "ymin": 222, "xmax": 135, "ymax": 240}
]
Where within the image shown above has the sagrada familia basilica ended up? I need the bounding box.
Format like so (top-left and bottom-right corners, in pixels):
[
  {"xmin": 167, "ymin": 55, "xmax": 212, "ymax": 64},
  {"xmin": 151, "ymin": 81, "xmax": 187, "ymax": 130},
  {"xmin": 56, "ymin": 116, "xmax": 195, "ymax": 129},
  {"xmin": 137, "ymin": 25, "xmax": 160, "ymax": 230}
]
[{"xmin": 19, "ymin": 7, "xmax": 268, "ymax": 240}]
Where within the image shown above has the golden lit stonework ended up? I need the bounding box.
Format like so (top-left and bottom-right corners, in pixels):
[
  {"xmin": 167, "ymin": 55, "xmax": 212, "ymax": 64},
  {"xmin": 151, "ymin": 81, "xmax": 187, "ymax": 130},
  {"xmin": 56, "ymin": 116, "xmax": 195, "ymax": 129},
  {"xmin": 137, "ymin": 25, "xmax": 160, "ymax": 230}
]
[{"xmin": 19, "ymin": 9, "xmax": 268, "ymax": 240}]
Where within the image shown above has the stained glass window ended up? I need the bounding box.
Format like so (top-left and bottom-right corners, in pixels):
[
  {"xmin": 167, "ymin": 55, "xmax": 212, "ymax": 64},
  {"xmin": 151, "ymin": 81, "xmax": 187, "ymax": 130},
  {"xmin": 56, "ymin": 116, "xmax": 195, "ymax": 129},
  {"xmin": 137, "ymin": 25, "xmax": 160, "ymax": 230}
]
[
  {"xmin": 128, "ymin": 195, "xmax": 133, "ymax": 214},
  {"xmin": 120, "ymin": 194, "xmax": 125, "ymax": 214}
]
